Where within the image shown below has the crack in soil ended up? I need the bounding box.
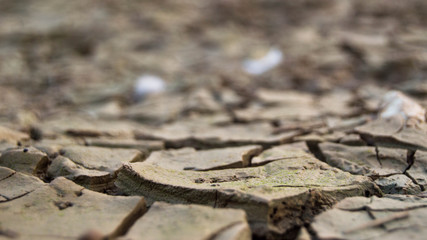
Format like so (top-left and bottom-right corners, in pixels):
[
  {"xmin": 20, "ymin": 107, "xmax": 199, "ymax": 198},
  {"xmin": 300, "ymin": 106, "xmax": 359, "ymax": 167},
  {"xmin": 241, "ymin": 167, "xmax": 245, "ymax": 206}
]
[
  {"xmin": 0, "ymin": 190, "xmax": 35, "ymax": 203},
  {"xmin": 0, "ymin": 171, "xmax": 16, "ymax": 182},
  {"xmin": 206, "ymin": 221, "xmax": 245, "ymax": 240},
  {"xmin": 273, "ymin": 183, "xmax": 357, "ymax": 188}
]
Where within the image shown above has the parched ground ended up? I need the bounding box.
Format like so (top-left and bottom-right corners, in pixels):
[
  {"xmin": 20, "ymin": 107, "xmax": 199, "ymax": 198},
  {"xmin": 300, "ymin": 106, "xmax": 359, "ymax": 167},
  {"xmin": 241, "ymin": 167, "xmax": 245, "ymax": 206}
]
[{"xmin": 1, "ymin": 1, "xmax": 427, "ymax": 239}]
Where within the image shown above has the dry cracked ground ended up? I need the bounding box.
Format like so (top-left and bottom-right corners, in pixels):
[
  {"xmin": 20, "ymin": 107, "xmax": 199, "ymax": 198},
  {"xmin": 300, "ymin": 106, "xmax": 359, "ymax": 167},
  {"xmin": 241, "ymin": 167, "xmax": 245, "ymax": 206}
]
[{"xmin": 1, "ymin": 1, "xmax": 427, "ymax": 240}]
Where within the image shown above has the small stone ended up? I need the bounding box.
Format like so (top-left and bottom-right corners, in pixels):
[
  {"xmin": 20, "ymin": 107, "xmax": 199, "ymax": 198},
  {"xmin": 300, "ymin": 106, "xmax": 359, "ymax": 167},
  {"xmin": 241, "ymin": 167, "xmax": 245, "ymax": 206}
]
[
  {"xmin": 54, "ymin": 201, "xmax": 74, "ymax": 210},
  {"xmin": 29, "ymin": 126, "xmax": 43, "ymax": 141}
]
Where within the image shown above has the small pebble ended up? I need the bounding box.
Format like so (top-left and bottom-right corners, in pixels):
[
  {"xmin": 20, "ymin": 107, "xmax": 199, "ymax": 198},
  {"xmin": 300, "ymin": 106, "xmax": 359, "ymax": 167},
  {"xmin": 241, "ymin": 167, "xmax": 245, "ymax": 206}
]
[
  {"xmin": 134, "ymin": 74, "xmax": 166, "ymax": 101},
  {"xmin": 242, "ymin": 47, "xmax": 283, "ymax": 75}
]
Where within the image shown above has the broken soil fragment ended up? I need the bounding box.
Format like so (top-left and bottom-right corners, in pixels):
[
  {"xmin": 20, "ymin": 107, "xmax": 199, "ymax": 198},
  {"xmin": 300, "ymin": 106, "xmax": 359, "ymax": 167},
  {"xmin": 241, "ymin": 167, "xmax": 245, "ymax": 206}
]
[
  {"xmin": 84, "ymin": 138, "xmax": 164, "ymax": 152},
  {"xmin": 115, "ymin": 153, "xmax": 381, "ymax": 238},
  {"xmin": 375, "ymin": 175, "xmax": 422, "ymax": 195},
  {"xmin": 318, "ymin": 142, "xmax": 427, "ymax": 193},
  {"xmin": 126, "ymin": 202, "xmax": 250, "ymax": 240},
  {"xmin": 251, "ymin": 143, "xmax": 309, "ymax": 166},
  {"xmin": 60, "ymin": 145, "xmax": 147, "ymax": 172},
  {"xmin": 47, "ymin": 156, "xmax": 115, "ymax": 192},
  {"xmin": 144, "ymin": 145, "xmax": 262, "ymax": 171},
  {"xmin": 40, "ymin": 115, "xmax": 143, "ymax": 138},
  {"xmin": 32, "ymin": 137, "xmax": 81, "ymax": 156},
  {"xmin": 355, "ymin": 117, "xmax": 427, "ymax": 152},
  {"xmin": 136, "ymin": 121, "xmax": 302, "ymax": 149},
  {"xmin": 47, "ymin": 146, "xmax": 147, "ymax": 191},
  {"xmin": 312, "ymin": 195, "xmax": 427, "ymax": 240},
  {"xmin": 319, "ymin": 142, "xmax": 419, "ymax": 175},
  {"xmin": 0, "ymin": 177, "xmax": 142, "ymax": 239},
  {"xmin": 0, "ymin": 167, "xmax": 44, "ymax": 201},
  {"xmin": 0, "ymin": 147, "xmax": 49, "ymax": 179},
  {"xmin": 355, "ymin": 116, "xmax": 427, "ymax": 175}
]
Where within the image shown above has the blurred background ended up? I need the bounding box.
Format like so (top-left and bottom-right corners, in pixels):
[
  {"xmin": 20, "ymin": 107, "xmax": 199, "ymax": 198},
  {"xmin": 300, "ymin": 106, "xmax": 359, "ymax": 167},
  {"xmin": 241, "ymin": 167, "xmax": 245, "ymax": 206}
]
[{"xmin": 0, "ymin": 0, "xmax": 427, "ymax": 122}]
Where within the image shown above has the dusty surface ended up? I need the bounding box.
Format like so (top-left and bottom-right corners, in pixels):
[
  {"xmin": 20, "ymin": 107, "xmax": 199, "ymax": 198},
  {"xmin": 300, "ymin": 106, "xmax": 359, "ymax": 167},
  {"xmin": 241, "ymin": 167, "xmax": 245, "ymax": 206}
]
[{"xmin": 1, "ymin": 1, "xmax": 427, "ymax": 239}]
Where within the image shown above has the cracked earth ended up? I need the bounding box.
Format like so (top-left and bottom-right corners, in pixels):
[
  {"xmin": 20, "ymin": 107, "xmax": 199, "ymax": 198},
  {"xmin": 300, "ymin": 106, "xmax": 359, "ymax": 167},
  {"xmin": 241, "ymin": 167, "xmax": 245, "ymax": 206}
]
[{"xmin": 1, "ymin": 1, "xmax": 427, "ymax": 240}]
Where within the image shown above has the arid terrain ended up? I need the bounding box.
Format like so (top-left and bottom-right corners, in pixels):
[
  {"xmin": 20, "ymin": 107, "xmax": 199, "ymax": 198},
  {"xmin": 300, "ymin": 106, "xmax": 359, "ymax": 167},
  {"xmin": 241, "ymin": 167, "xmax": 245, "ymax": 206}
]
[{"xmin": 1, "ymin": 1, "xmax": 427, "ymax": 239}]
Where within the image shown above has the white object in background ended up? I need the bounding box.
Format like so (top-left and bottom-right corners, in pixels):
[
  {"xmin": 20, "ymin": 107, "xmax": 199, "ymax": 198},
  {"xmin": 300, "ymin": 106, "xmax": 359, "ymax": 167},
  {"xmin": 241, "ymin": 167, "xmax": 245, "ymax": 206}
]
[
  {"xmin": 379, "ymin": 90, "xmax": 426, "ymax": 123},
  {"xmin": 242, "ymin": 47, "xmax": 283, "ymax": 75},
  {"xmin": 134, "ymin": 74, "xmax": 166, "ymax": 100}
]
